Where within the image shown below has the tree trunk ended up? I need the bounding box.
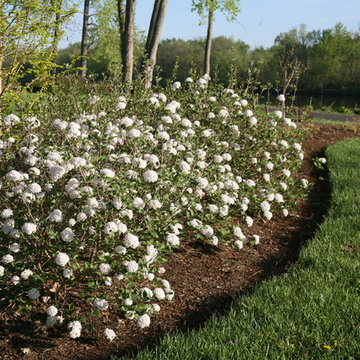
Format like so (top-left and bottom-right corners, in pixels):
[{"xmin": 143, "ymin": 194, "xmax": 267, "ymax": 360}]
[
  {"xmin": 204, "ymin": 9, "xmax": 214, "ymax": 76},
  {"xmin": 51, "ymin": 0, "xmax": 62, "ymax": 76},
  {"xmin": 145, "ymin": 0, "xmax": 161, "ymax": 54},
  {"xmin": 117, "ymin": 0, "xmax": 126, "ymax": 72},
  {"xmin": 122, "ymin": 0, "xmax": 136, "ymax": 83},
  {"xmin": 80, "ymin": 0, "xmax": 90, "ymax": 78},
  {"xmin": 144, "ymin": 0, "xmax": 168, "ymax": 88}
]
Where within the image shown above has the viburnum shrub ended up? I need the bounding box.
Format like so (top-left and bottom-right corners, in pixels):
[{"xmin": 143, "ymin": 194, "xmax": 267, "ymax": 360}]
[{"xmin": 0, "ymin": 75, "xmax": 308, "ymax": 340}]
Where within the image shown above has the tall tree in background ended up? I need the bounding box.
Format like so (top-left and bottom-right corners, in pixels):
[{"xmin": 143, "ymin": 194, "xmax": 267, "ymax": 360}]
[
  {"xmin": 0, "ymin": 0, "xmax": 73, "ymax": 117},
  {"xmin": 117, "ymin": 0, "xmax": 126, "ymax": 72},
  {"xmin": 122, "ymin": 0, "xmax": 136, "ymax": 83},
  {"xmin": 192, "ymin": 0, "xmax": 241, "ymax": 75},
  {"xmin": 51, "ymin": 0, "xmax": 76, "ymax": 75},
  {"xmin": 143, "ymin": 0, "xmax": 168, "ymax": 88},
  {"xmin": 80, "ymin": 0, "xmax": 90, "ymax": 77}
]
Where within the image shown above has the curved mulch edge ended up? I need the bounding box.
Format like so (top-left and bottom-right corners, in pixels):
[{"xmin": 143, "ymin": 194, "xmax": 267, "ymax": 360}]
[{"xmin": 1, "ymin": 123, "xmax": 359, "ymax": 360}]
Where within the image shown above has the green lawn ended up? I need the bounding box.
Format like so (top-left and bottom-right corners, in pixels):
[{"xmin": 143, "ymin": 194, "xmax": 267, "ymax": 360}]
[{"xmin": 114, "ymin": 137, "xmax": 360, "ymax": 359}]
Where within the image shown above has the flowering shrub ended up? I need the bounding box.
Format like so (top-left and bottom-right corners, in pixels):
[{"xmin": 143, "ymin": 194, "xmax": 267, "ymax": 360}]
[{"xmin": 0, "ymin": 75, "xmax": 307, "ymax": 340}]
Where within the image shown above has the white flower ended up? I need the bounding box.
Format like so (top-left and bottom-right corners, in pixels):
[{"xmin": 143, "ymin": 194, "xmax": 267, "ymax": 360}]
[
  {"xmin": 100, "ymin": 168, "xmax": 115, "ymax": 178},
  {"xmin": 124, "ymin": 233, "xmax": 139, "ymax": 249},
  {"xmin": 133, "ymin": 197, "xmax": 145, "ymax": 210},
  {"xmin": 283, "ymin": 208, "xmax": 289, "ymax": 217},
  {"xmin": 104, "ymin": 222, "xmax": 118, "ymax": 235},
  {"xmin": 244, "ymin": 109, "xmax": 253, "ymax": 117},
  {"xmin": 248, "ymin": 117, "xmax": 257, "ymax": 127},
  {"xmin": 20, "ymin": 269, "xmax": 33, "ymax": 279},
  {"xmin": 282, "ymin": 169, "xmax": 291, "ymax": 178},
  {"xmin": 6, "ymin": 170, "xmax": 23, "ymax": 182},
  {"xmin": 233, "ymin": 227, "xmax": 246, "ymax": 240},
  {"xmin": 61, "ymin": 228, "xmax": 74, "ymax": 242},
  {"xmin": 318, "ymin": 157, "xmax": 326, "ymax": 164},
  {"xmin": 0, "ymin": 266, "xmax": 4, "ymax": 276},
  {"xmin": 52, "ymin": 119, "xmax": 68, "ymax": 130},
  {"xmin": 68, "ymin": 321, "xmax": 82, "ymax": 339},
  {"xmin": 104, "ymin": 328, "xmax": 116, "ymax": 341},
  {"xmin": 301, "ymin": 179, "xmax": 309, "ymax": 187},
  {"xmin": 143, "ymin": 170, "xmax": 158, "ymax": 183},
  {"xmin": 246, "ymin": 216, "xmax": 253, "ymax": 227},
  {"xmin": 172, "ymin": 81, "xmax": 181, "ymax": 90},
  {"xmin": 157, "ymin": 131, "xmax": 170, "ymax": 141},
  {"xmin": 263, "ymin": 210, "xmax": 273, "ymax": 220},
  {"xmin": 125, "ymin": 260, "xmax": 138, "ymax": 273},
  {"xmin": 2, "ymin": 254, "xmax": 14, "ymax": 264},
  {"xmin": 277, "ymin": 94, "xmax": 285, "ymax": 102},
  {"xmin": 185, "ymin": 77, "xmax": 193, "ymax": 83},
  {"xmin": 63, "ymin": 269, "xmax": 73, "ymax": 279},
  {"xmin": 120, "ymin": 116, "xmax": 134, "ymax": 127},
  {"xmin": 166, "ymin": 233, "xmax": 180, "ymax": 246},
  {"xmin": 116, "ymin": 101, "xmax": 126, "ymax": 111},
  {"xmin": 112, "ymin": 197, "xmax": 122, "ymax": 210},
  {"xmin": 200, "ymin": 225, "xmax": 214, "ymax": 238},
  {"xmin": 137, "ymin": 314, "xmax": 151, "ymax": 329},
  {"xmin": 99, "ymin": 263, "xmax": 111, "ymax": 275},
  {"xmin": 93, "ymin": 298, "xmax": 109, "ymax": 311},
  {"xmin": 179, "ymin": 161, "xmax": 191, "ymax": 174},
  {"xmin": 55, "ymin": 252, "xmax": 70, "ymax": 267},
  {"xmin": 235, "ymin": 240, "xmax": 243, "ymax": 249},
  {"xmin": 49, "ymin": 209, "xmax": 63, "ymax": 223},
  {"xmin": 47, "ymin": 306, "xmax": 58, "ymax": 317},
  {"xmin": 4, "ymin": 114, "xmax": 21, "ymax": 126},
  {"xmin": 153, "ymin": 288, "xmax": 166, "ymax": 300},
  {"xmin": 128, "ymin": 128, "xmax": 141, "ymax": 138},
  {"xmin": 21, "ymin": 222, "xmax": 37, "ymax": 235},
  {"xmin": 274, "ymin": 193, "xmax": 284, "ymax": 203},
  {"xmin": 1, "ymin": 209, "xmax": 13, "ymax": 219},
  {"xmin": 252, "ymin": 235, "xmax": 260, "ymax": 245},
  {"xmin": 11, "ymin": 275, "xmax": 20, "ymax": 285},
  {"xmin": 77, "ymin": 212, "xmax": 87, "ymax": 222},
  {"xmin": 49, "ymin": 165, "xmax": 66, "ymax": 181},
  {"xmin": 149, "ymin": 199, "xmax": 162, "ymax": 209},
  {"xmin": 9, "ymin": 242, "xmax": 20, "ymax": 253},
  {"xmin": 260, "ymin": 201, "xmax": 271, "ymax": 212},
  {"xmin": 273, "ymin": 110, "xmax": 282, "ymax": 119},
  {"xmin": 218, "ymin": 108, "xmax": 229, "ymax": 118},
  {"xmin": 27, "ymin": 288, "xmax": 40, "ymax": 300}
]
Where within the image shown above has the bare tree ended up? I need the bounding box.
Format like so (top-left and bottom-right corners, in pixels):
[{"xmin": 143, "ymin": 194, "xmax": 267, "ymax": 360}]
[
  {"xmin": 204, "ymin": 7, "xmax": 214, "ymax": 75},
  {"xmin": 117, "ymin": 0, "xmax": 126, "ymax": 71},
  {"xmin": 144, "ymin": 0, "xmax": 168, "ymax": 88},
  {"xmin": 80, "ymin": 0, "xmax": 90, "ymax": 78},
  {"xmin": 122, "ymin": 0, "xmax": 136, "ymax": 83}
]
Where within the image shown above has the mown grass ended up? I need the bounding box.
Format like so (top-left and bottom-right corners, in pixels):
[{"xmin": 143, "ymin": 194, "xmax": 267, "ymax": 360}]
[{"xmin": 113, "ymin": 137, "xmax": 360, "ymax": 359}]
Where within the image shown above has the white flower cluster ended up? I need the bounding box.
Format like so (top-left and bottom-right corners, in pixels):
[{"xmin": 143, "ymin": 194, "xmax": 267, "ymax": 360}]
[{"xmin": 0, "ymin": 76, "xmax": 307, "ymax": 340}]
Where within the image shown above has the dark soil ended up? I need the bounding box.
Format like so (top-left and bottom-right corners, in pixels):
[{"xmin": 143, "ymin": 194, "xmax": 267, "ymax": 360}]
[{"xmin": 1, "ymin": 123, "xmax": 359, "ymax": 360}]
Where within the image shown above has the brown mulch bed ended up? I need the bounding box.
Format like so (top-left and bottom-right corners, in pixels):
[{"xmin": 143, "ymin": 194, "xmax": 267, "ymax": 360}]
[{"xmin": 1, "ymin": 122, "xmax": 360, "ymax": 360}]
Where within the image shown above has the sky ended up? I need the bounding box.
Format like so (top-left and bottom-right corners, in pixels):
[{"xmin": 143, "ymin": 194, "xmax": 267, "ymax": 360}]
[{"xmin": 60, "ymin": 0, "xmax": 360, "ymax": 50}]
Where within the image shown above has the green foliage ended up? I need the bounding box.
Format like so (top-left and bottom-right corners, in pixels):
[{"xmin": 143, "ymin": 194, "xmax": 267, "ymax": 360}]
[
  {"xmin": 156, "ymin": 36, "xmax": 249, "ymax": 85},
  {"xmin": 0, "ymin": 0, "xmax": 77, "ymax": 114},
  {"xmin": 191, "ymin": 0, "xmax": 241, "ymax": 23}
]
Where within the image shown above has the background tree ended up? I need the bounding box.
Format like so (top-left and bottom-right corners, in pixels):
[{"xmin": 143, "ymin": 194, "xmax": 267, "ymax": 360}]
[
  {"xmin": 80, "ymin": 0, "xmax": 90, "ymax": 78},
  {"xmin": 191, "ymin": 0, "xmax": 241, "ymax": 76},
  {"xmin": 143, "ymin": 0, "xmax": 168, "ymax": 88},
  {"xmin": 122, "ymin": 0, "xmax": 136, "ymax": 83},
  {"xmin": 0, "ymin": 0, "xmax": 75, "ymax": 117}
]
